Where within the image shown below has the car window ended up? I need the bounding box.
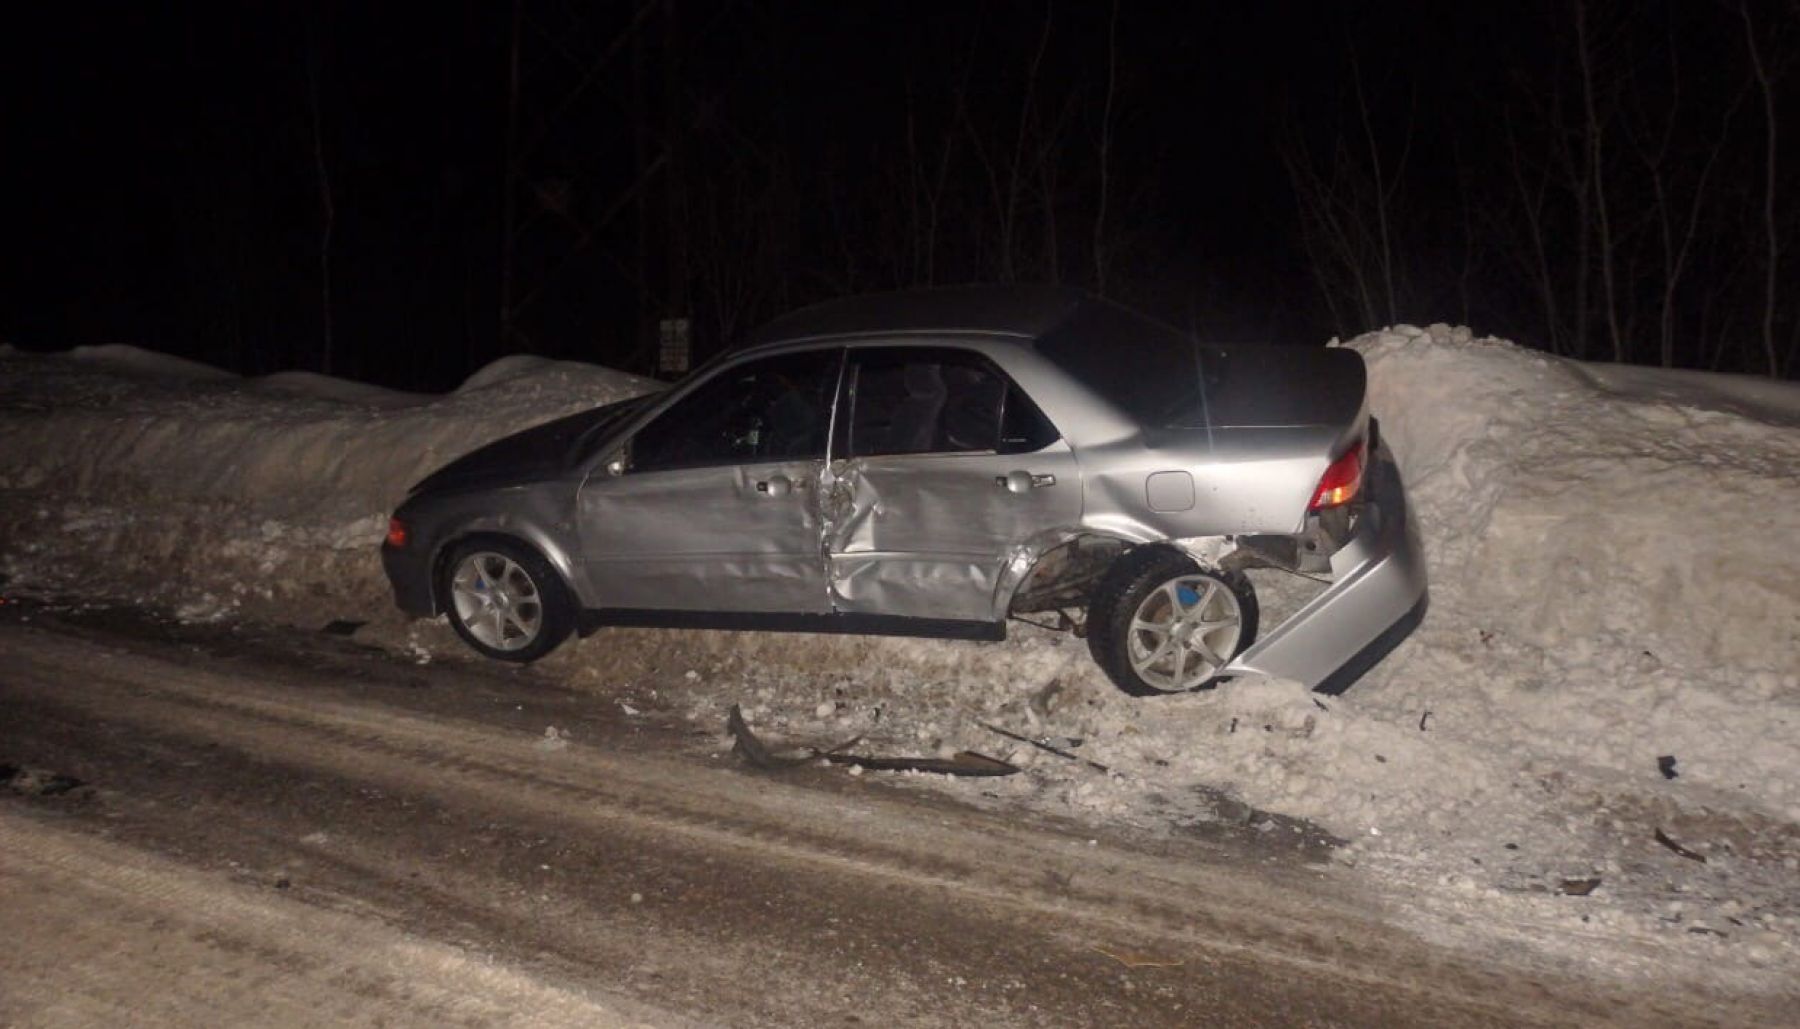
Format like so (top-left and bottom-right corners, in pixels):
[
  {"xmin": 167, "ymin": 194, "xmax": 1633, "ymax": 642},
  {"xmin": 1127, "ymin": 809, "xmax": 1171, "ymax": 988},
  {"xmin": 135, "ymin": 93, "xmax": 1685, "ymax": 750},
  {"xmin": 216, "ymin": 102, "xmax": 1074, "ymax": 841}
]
[
  {"xmin": 997, "ymin": 383, "xmax": 1059, "ymax": 454},
  {"xmin": 630, "ymin": 349, "xmax": 841, "ymax": 472},
  {"xmin": 844, "ymin": 348, "xmax": 1057, "ymax": 458}
]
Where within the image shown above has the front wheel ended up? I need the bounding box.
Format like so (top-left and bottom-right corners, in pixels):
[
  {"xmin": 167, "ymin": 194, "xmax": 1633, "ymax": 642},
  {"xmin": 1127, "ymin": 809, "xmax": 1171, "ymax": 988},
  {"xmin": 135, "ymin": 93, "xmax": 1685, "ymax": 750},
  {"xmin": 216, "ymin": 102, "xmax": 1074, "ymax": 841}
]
[
  {"xmin": 1088, "ymin": 549, "xmax": 1258, "ymax": 697},
  {"xmin": 440, "ymin": 539, "xmax": 576, "ymax": 663}
]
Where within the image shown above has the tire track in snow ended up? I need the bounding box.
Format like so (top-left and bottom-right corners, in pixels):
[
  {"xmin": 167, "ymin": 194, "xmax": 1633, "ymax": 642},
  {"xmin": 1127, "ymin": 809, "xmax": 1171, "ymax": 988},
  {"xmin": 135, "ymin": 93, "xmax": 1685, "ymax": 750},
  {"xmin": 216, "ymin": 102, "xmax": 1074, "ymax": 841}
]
[{"xmin": 0, "ymin": 810, "xmax": 668, "ymax": 1028}]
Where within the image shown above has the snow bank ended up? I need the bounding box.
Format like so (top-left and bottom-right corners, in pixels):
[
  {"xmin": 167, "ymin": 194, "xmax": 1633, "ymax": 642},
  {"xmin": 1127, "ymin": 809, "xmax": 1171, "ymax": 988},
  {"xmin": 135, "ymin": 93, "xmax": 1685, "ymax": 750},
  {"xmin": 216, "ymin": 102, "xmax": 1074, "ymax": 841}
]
[
  {"xmin": 1361, "ymin": 325, "xmax": 1800, "ymax": 677},
  {"xmin": 66, "ymin": 343, "xmax": 239, "ymax": 382},
  {"xmin": 1314, "ymin": 325, "xmax": 1800, "ymax": 977},
  {"xmin": 0, "ymin": 344, "xmax": 660, "ymax": 616},
  {"xmin": 250, "ymin": 371, "xmax": 434, "ymax": 408}
]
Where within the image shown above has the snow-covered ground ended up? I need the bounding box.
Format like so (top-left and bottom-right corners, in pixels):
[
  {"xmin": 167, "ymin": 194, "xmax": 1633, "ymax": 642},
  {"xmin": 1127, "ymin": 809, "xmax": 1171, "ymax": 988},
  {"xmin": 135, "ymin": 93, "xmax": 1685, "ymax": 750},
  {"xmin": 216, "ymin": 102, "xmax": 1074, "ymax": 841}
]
[{"xmin": 2, "ymin": 327, "xmax": 1796, "ymax": 995}]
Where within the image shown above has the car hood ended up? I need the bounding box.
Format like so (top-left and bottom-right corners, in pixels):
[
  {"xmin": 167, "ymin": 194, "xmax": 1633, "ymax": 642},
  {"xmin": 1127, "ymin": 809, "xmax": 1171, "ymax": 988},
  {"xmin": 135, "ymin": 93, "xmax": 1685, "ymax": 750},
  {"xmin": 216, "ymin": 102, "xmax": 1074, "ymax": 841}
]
[{"xmin": 410, "ymin": 396, "xmax": 652, "ymax": 497}]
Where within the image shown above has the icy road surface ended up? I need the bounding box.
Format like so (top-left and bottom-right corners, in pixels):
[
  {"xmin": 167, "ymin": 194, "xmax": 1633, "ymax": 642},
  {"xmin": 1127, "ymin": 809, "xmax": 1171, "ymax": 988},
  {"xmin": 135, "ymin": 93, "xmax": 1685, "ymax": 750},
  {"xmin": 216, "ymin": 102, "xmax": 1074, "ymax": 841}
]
[{"xmin": 0, "ymin": 602, "xmax": 1774, "ymax": 1028}]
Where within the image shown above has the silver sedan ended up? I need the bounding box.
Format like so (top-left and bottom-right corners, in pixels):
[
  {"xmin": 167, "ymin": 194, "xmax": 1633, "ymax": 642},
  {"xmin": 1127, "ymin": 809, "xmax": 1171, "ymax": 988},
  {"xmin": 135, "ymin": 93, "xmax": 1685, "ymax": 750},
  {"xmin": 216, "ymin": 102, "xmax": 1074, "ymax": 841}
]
[{"xmin": 382, "ymin": 286, "xmax": 1427, "ymax": 696}]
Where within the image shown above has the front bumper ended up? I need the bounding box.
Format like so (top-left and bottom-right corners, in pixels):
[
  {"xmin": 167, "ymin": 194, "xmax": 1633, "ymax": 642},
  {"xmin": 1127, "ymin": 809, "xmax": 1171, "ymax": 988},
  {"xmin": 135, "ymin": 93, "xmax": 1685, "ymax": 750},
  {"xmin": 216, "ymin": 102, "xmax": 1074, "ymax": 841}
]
[
  {"xmin": 381, "ymin": 540, "xmax": 438, "ymax": 617},
  {"xmin": 1220, "ymin": 439, "xmax": 1429, "ymax": 693}
]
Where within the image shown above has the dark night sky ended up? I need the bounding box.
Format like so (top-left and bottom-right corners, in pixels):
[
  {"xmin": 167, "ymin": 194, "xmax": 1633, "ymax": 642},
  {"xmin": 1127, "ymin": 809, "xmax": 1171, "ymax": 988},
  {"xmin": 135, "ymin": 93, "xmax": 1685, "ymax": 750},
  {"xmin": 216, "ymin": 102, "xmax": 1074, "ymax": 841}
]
[{"xmin": 2, "ymin": 2, "xmax": 1790, "ymax": 387}]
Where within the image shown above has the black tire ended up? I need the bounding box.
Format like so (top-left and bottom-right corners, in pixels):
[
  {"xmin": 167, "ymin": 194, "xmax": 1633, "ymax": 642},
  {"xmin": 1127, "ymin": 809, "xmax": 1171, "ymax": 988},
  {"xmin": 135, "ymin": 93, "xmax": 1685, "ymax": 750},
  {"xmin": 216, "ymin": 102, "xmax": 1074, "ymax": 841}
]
[
  {"xmin": 1087, "ymin": 547, "xmax": 1258, "ymax": 697},
  {"xmin": 438, "ymin": 537, "xmax": 577, "ymax": 663}
]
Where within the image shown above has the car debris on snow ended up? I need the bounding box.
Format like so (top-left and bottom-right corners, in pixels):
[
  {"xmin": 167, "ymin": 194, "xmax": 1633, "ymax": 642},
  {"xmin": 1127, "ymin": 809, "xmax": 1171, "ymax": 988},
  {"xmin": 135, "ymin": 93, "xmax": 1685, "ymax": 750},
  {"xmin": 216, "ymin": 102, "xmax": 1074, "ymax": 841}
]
[
  {"xmin": 824, "ymin": 750, "xmax": 1017, "ymax": 776},
  {"xmin": 1654, "ymin": 828, "xmax": 1707, "ymax": 863},
  {"xmin": 1658, "ymin": 755, "xmax": 1679, "ymax": 780},
  {"xmin": 2, "ymin": 763, "xmax": 86, "ymax": 797},
  {"xmin": 1090, "ymin": 944, "xmax": 1183, "ymax": 969},
  {"xmin": 726, "ymin": 704, "xmax": 835, "ymax": 770},
  {"xmin": 727, "ymin": 704, "xmax": 1016, "ymax": 777},
  {"xmin": 978, "ymin": 721, "xmax": 1110, "ymax": 773}
]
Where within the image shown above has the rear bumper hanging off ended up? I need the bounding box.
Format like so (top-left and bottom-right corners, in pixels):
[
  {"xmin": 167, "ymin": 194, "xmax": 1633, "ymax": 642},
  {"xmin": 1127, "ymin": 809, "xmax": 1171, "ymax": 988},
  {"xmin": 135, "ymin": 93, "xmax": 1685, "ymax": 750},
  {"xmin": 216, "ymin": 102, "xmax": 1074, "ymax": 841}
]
[{"xmin": 1219, "ymin": 439, "xmax": 1429, "ymax": 693}]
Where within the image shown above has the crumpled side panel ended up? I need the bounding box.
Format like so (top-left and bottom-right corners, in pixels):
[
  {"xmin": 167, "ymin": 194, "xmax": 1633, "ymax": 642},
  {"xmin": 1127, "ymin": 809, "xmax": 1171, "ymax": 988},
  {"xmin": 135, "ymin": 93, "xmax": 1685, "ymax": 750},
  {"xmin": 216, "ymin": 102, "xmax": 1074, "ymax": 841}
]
[{"xmin": 822, "ymin": 446, "xmax": 1083, "ymax": 622}]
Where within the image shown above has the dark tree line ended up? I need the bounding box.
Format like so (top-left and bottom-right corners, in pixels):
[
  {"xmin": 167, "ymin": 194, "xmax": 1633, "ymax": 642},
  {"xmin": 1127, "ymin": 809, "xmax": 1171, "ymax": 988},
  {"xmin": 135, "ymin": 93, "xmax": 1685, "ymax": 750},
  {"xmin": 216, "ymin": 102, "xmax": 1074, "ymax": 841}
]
[
  {"xmin": 1283, "ymin": 0, "xmax": 1800, "ymax": 375},
  {"xmin": 11, "ymin": 2, "xmax": 1795, "ymax": 388},
  {"xmin": 506, "ymin": 0, "xmax": 1798, "ymax": 381},
  {"xmin": 495, "ymin": 0, "xmax": 1142, "ymax": 377}
]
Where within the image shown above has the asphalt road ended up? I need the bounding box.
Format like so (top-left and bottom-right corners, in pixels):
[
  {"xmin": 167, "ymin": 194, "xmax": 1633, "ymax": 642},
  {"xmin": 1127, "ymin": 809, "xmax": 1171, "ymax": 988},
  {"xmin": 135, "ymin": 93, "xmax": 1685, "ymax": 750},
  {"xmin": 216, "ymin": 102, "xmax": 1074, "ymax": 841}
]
[{"xmin": 0, "ymin": 604, "xmax": 1774, "ymax": 1027}]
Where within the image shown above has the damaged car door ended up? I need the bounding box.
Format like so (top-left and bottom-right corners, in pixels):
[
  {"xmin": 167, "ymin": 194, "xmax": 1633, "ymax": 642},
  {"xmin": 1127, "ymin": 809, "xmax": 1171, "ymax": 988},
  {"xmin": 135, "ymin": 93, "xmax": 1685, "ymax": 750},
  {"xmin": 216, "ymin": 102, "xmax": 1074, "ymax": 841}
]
[
  {"xmin": 822, "ymin": 346, "xmax": 1080, "ymax": 623},
  {"xmin": 576, "ymin": 347, "xmax": 843, "ymax": 614}
]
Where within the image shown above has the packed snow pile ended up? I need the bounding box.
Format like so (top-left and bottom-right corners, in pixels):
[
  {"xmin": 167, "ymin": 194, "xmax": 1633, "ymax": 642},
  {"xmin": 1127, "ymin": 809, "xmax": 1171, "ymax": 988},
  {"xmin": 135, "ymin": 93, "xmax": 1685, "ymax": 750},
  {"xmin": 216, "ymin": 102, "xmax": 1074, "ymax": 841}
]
[
  {"xmin": 2, "ymin": 327, "xmax": 1797, "ymax": 989},
  {"xmin": 0, "ymin": 345, "xmax": 660, "ymax": 616},
  {"xmin": 1362, "ymin": 324, "xmax": 1800, "ymax": 676}
]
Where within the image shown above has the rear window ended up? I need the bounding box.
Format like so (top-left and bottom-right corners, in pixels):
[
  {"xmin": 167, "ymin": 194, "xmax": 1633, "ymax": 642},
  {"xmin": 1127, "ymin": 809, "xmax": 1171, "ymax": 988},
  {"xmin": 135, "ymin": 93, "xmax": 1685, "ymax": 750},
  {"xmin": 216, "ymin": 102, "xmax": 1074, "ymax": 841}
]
[
  {"xmin": 1036, "ymin": 301, "xmax": 1225, "ymax": 427},
  {"xmin": 840, "ymin": 347, "xmax": 1060, "ymax": 458}
]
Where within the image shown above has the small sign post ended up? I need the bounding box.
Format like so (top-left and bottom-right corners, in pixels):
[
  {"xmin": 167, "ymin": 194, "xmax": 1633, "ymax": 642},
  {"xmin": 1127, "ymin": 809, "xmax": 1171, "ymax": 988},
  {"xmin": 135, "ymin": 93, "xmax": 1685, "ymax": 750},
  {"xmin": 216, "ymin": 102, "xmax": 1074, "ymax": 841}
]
[{"xmin": 658, "ymin": 317, "xmax": 691, "ymax": 376}]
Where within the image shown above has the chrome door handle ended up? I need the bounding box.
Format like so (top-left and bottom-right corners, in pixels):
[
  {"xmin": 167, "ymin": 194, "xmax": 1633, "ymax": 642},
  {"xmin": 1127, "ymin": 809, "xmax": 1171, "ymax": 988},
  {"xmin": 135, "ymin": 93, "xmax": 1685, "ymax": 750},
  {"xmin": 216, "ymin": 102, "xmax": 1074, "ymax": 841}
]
[{"xmin": 995, "ymin": 471, "xmax": 1055, "ymax": 493}]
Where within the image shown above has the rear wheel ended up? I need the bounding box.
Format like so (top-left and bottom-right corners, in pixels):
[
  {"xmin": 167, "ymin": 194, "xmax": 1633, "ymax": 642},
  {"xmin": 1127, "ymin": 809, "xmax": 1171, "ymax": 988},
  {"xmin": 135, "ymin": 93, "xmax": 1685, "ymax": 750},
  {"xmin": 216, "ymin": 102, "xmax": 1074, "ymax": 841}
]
[
  {"xmin": 441, "ymin": 539, "xmax": 576, "ymax": 663},
  {"xmin": 1088, "ymin": 549, "xmax": 1258, "ymax": 697}
]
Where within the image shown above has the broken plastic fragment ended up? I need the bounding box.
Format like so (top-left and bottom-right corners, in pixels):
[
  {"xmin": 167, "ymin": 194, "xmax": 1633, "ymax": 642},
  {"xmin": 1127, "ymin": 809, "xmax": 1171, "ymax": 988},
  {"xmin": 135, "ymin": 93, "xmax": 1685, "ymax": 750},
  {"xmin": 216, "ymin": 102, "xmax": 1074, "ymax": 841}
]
[
  {"xmin": 820, "ymin": 750, "xmax": 1017, "ymax": 776},
  {"xmin": 1090, "ymin": 944, "xmax": 1183, "ymax": 968},
  {"xmin": 1654, "ymin": 828, "xmax": 1706, "ymax": 863},
  {"xmin": 727, "ymin": 705, "xmax": 1014, "ymax": 777}
]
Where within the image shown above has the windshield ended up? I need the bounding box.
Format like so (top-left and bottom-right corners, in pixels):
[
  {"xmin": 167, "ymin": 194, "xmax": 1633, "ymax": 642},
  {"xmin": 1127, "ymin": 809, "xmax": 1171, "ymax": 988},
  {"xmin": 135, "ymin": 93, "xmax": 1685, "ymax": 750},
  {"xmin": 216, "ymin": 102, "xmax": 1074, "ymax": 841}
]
[
  {"xmin": 571, "ymin": 392, "xmax": 659, "ymax": 463},
  {"xmin": 1035, "ymin": 301, "xmax": 1224, "ymax": 427}
]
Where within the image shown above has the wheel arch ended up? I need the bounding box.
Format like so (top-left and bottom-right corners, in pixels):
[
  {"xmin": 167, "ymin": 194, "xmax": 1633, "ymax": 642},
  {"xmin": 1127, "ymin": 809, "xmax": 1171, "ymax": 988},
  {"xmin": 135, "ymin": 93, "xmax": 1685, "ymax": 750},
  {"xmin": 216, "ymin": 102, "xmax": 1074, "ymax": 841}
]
[
  {"xmin": 994, "ymin": 525, "xmax": 1246, "ymax": 619},
  {"xmin": 429, "ymin": 523, "xmax": 583, "ymax": 614},
  {"xmin": 994, "ymin": 528, "xmax": 1134, "ymax": 617}
]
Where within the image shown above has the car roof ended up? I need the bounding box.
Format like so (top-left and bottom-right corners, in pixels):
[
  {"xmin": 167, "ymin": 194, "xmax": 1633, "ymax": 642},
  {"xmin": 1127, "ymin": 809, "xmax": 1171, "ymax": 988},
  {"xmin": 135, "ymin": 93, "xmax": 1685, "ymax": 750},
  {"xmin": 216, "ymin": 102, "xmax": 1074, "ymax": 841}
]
[{"xmin": 740, "ymin": 284, "xmax": 1088, "ymax": 351}]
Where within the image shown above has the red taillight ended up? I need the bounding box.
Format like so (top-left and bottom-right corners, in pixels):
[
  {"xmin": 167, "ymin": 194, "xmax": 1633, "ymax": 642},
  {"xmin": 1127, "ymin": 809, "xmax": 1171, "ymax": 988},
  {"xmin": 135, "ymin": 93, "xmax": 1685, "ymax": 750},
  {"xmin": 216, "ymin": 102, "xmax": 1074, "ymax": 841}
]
[
  {"xmin": 385, "ymin": 517, "xmax": 409, "ymax": 549},
  {"xmin": 1309, "ymin": 440, "xmax": 1366, "ymax": 511}
]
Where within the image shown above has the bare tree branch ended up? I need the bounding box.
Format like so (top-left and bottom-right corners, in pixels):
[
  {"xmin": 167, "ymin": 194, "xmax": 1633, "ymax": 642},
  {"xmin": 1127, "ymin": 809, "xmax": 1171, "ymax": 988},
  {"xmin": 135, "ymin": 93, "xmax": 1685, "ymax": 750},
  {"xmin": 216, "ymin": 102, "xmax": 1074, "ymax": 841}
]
[
  {"xmin": 304, "ymin": 14, "xmax": 335, "ymax": 375},
  {"xmin": 1093, "ymin": 0, "xmax": 1119, "ymax": 295},
  {"xmin": 1741, "ymin": 0, "xmax": 1783, "ymax": 376},
  {"xmin": 1577, "ymin": 0, "xmax": 1626, "ymax": 362}
]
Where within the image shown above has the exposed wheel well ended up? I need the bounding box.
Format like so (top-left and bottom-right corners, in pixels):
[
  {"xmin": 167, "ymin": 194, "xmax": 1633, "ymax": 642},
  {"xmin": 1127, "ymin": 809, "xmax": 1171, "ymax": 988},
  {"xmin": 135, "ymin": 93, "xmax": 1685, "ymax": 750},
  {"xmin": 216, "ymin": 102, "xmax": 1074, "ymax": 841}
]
[
  {"xmin": 1091, "ymin": 541, "xmax": 1193, "ymax": 591},
  {"xmin": 1010, "ymin": 536, "xmax": 1240, "ymax": 618},
  {"xmin": 1006, "ymin": 534, "xmax": 1131, "ymax": 614}
]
